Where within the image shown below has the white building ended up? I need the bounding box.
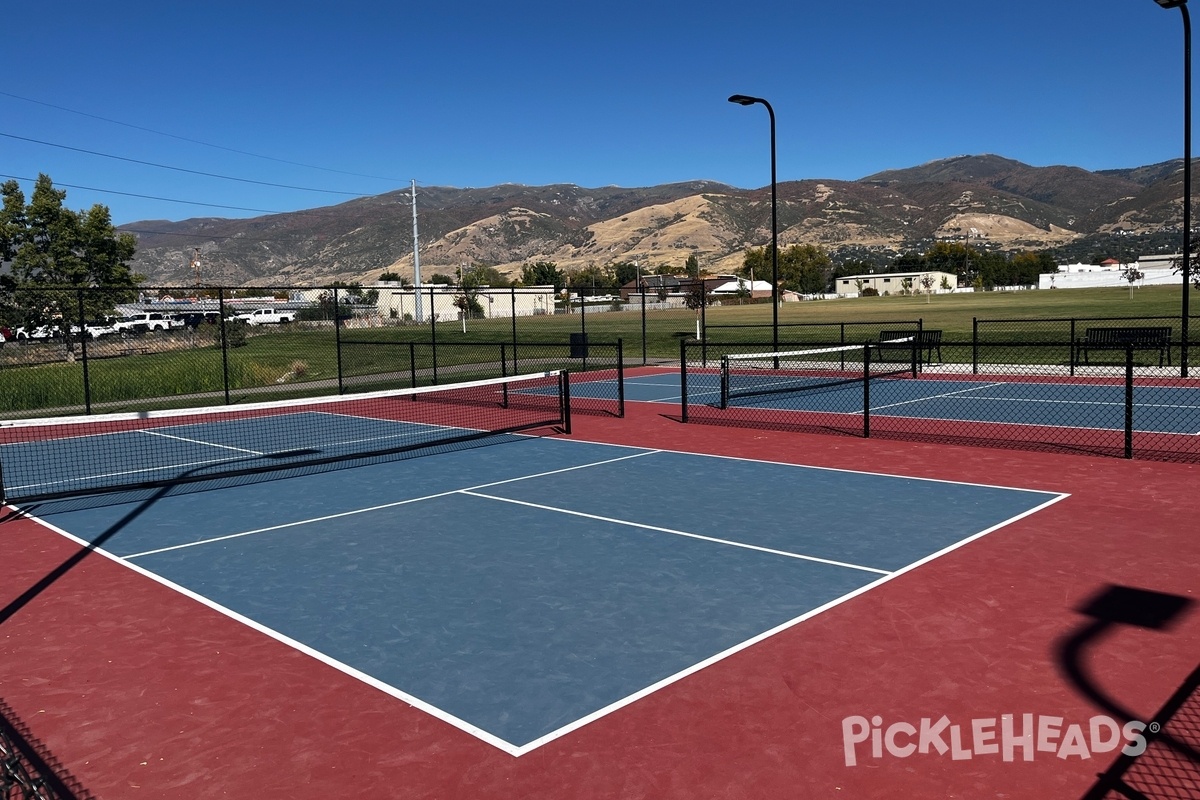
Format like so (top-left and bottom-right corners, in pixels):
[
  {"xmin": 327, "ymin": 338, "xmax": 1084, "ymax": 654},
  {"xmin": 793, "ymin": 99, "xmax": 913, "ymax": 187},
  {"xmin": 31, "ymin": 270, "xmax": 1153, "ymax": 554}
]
[
  {"xmin": 372, "ymin": 283, "xmax": 557, "ymax": 322},
  {"xmin": 835, "ymin": 271, "xmax": 958, "ymax": 298},
  {"xmin": 1039, "ymin": 256, "xmax": 1183, "ymax": 290}
]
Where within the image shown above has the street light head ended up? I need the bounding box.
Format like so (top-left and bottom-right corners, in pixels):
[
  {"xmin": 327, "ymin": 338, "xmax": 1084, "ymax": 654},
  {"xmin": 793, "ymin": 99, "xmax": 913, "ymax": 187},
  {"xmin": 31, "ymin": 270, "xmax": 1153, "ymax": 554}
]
[
  {"xmin": 728, "ymin": 94, "xmax": 760, "ymax": 106},
  {"xmin": 1153, "ymin": 0, "xmax": 1187, "ymax": 8}
]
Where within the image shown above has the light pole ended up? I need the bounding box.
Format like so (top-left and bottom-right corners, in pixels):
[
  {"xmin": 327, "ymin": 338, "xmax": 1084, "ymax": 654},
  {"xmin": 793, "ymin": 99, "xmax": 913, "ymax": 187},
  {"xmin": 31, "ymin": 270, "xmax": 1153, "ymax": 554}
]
[
  {"xmin": 729, "ymin": 94, "xmax": 779, "ymax": 356},
  {"xmin": 1152, "ymin": 0, "xmax": 1192, "ymax": 376}
]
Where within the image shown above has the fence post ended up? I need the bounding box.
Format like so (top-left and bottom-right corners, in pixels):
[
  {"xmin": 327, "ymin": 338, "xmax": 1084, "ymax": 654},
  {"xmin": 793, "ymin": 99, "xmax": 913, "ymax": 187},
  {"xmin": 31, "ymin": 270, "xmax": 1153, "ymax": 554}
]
[
  {"xmin": 863, "ymin": 343, "xmax": 872, "ymax": 438},
  {"xmin": 334, "ymin": 287, "xmax": 345, "ymax": 394},
  {"xmin": 1125, "ymin": 345, "xmax": 1134, "ymax": 459},
  {"xmin": 1069, "ymin": 318, "xmax": 1077, "ymax": 376},
  {"xmin": 641, "ymin": 290, "xmax": 648, "ymax": 365},
  {"xmin": 510, "ymin": 286, "xmax": 518, "ymax": 368},
  {"xmin": 77, "ymin": 288, "xmax": 92, "ymax": 414},
  {"xmin": 219, "ymin": 288, "xmax": 231, "ymax": 405},
  {"xmin": 972, "ymin": 317, "xmax": 979, "ymax": 375},
  {"xmin": 616, "ymin": 338, "xmax": 625, "ymax": 418},
  {"xmin": 680, "ymin": 338, "xmax": 689, "ymax": 422}
]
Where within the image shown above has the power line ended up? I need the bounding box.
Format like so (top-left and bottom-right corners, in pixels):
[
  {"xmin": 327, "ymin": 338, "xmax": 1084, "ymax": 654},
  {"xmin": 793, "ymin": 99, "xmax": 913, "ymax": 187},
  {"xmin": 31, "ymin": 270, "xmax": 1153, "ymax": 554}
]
[
  {"xmin": 1, "ymin": 131, "xmax": 387, "ymax": 196},
  {"xmin": 0, "ymin": 172, "xmax": 283, "ymax": 215},
  {"xmin": 0, "ymin": 90, "xmax": 405, "ymax": 184}
]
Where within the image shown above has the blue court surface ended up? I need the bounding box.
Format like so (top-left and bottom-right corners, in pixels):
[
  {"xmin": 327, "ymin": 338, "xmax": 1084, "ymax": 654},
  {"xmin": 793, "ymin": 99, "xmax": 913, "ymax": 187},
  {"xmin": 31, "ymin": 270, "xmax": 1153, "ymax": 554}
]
[
  {"xmin": 28, "ymin": 433, "xmax": 1065, "ymax": 755},
  {"xmin": 585, "ymin": 370, "xmax": 1200, "ymax": 434}
]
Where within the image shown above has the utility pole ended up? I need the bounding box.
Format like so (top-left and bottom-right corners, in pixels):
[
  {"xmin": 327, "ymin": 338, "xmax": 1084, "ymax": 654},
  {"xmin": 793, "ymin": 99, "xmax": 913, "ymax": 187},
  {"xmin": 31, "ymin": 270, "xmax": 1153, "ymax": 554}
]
[
  {"xmin": 190, "ymin": 248, "xmax": 202, "ymax": 287},
  {"xmin": 411, "ymin": 180, "xmax": 424, "ymax": 323}
]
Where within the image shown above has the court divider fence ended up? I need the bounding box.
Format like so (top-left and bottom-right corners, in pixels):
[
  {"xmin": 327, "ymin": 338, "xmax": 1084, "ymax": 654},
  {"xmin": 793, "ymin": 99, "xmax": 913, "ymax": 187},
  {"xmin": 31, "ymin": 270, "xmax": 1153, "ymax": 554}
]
[{"xmin": 680, "ymin": 338, "xmax": 1200, "ymax": 463}]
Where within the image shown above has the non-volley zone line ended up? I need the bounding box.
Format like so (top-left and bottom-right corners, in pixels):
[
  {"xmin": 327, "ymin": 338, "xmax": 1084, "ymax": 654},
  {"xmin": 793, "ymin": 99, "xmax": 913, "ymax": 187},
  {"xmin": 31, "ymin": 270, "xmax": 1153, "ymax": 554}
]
[
  {"xmin": 121, "ymin": 450, "xmax": 662, "ymax": 559},
  {"xmin": 123, "ymin": 449, "xmax": 890, "ymax": 576}
]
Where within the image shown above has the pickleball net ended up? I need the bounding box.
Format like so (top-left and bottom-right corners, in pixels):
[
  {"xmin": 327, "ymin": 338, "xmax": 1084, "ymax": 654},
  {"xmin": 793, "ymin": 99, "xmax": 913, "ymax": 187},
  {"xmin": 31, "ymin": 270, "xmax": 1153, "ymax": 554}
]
[
  {"xmin": 720, "ymin": 340, "xmax": 918, "ymax": 409},
  {"xmin": 0, "ymin": 370, "xmax": 570, "ymax": 504}
]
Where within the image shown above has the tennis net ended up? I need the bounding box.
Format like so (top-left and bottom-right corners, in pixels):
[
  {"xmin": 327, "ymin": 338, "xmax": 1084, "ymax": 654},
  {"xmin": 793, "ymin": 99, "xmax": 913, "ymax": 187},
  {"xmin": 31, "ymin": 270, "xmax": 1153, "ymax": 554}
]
[
  {"xmin": 0, "ymin": 371, "xmax": 570, "ymax": 504},
  {"xmin": 720, "ymin": 341, "xmax": 917, "ymax": 409}
]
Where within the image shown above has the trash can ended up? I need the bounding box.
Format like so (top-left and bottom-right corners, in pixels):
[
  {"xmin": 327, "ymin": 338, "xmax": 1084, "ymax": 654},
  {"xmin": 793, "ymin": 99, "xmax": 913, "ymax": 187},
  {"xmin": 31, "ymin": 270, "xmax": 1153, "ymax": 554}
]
[{"xmin": 569, "ymin": 332, "xmax": 589, "ymax": 358}]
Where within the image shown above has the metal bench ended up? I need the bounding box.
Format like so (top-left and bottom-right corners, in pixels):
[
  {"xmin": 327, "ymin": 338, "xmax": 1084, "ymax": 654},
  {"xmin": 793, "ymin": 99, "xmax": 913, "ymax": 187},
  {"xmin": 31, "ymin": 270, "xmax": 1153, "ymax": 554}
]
[
  {"xmin": 874, "ymin": 329, "xmax": 942, "ymax": 365},
  {"xmin": 1073, "ymin": 326, "xmax": 1172, "ymax": 367}
]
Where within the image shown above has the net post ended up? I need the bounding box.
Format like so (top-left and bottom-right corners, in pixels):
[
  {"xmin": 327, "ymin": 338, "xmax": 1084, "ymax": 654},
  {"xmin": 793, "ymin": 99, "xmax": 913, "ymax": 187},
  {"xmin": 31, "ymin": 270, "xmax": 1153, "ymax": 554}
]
[
  {"xmin": 560, "ymin": 370, "xmax": 572, "ymax": 434},
  {"xmin": 617, "ymin": 338, "xmax": 626, "ymax": 417},
  {"xmin": 1125, "ymin": 345, "xmax": 1134, "ymax": 459},
  {"xmin": 719, "ymin": 354, "xmax": 730, "ymax": 410},
  {"xmin": 863, "ymin": 343, "xmax": 871, "ymax": 438},
  {"xmin": 911, "ymin": 334, "xmax": 919, "ymax": 378},
  {"xmin": 680, "ymin": 337, "xmax": 689, "ymax": 422},
  {"xmin": 501, "ymin": 343, "xmax": 508, "ymax": 378},
  {"xmin": 409, "ymin": 341, "xmax": 417, "ymax": 388}
]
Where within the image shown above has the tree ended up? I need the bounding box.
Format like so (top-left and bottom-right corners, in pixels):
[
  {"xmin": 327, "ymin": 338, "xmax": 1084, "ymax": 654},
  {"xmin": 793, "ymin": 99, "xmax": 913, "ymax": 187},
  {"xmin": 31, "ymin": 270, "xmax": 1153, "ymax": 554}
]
[
  {"xmin": 684, "ymin": 283, "xmax": 710, "ymax": 311},
  {"xmin": 612, "ymin": 261, "xmax": 639, "ymax": 287},
  {"xmin": 1122, "ymin": 264, "xmax": 1145, "ymax": 299},
  {"xmin": 684, "ymin": 254, "xmax": 700, "ymax": 280},
  {"xmin": 378, "ymin": 271, "xmax": 411, "ymax": 286},
  {"xmin": 466, "ymin": 264, "xmax": 510, "ymax": 287},
  {"xmin": 520, "ymin": 261, "xmax": 565, "ymax": 291},
  {"xmin": 920, "ymin": 273, "xmax": 935, "ymax": 303},
  {"xmin": 779, "ymin": 244, "xmax": 832, "ymax": 295},
  {"xmin": 0, "ymin": 175, "xmax": 140, "ymax": 333}
]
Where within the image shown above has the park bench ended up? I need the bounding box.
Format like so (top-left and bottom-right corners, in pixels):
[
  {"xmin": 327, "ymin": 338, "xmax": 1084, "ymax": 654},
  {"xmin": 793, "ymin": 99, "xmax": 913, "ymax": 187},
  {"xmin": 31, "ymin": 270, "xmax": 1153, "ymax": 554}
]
[
  {"xmin": 874, "ymin": 329, "xmax": 942, "ymax": 365},
  {"xmin": 1073, "ymin": 326, "xmax": 1172, "ymax": 367}
]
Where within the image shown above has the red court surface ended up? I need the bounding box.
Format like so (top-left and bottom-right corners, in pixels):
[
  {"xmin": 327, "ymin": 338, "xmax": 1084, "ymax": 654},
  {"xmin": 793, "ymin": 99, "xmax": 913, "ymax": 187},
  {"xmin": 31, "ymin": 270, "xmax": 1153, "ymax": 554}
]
[{"xmin": 3, "ymin": 385, "xmax": 1198, "ymax": 799}]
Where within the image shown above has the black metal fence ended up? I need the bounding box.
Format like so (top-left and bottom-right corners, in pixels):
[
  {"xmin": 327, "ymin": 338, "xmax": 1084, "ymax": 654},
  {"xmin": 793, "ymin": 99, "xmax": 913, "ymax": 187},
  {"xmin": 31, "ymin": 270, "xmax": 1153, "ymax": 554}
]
[
  {"xmin": 0, "ymin": 286, "xmax": 627, "ymax": 420},
  {"xmin": 680, "ymin": 337, "xmax": 1200, "ymax": 463}
]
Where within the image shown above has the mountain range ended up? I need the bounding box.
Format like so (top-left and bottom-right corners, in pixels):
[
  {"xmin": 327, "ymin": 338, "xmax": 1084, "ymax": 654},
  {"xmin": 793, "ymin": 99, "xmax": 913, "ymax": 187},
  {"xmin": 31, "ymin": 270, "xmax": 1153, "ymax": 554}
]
[{"xmin": 119, "ymin": 154, "xmax": 1196, "ymax": 286}]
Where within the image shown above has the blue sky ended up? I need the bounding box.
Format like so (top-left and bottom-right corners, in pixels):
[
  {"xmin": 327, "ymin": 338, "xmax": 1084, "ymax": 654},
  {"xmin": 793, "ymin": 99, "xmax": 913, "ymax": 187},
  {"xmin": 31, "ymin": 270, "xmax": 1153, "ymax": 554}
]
[{"xmin": 2, "ymin": 0, "xmax": 1194, "ymax": 225}]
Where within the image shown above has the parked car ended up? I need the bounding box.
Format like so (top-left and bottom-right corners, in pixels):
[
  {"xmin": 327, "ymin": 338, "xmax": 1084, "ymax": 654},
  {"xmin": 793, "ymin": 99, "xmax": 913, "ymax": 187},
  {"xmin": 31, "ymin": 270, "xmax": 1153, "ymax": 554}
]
[
  {"xmin": 175, "ymin": 310, "xmax": 225, "ymax": 328},
  {"xmin": 114, "ymin": 312, "xmax": 184, "ymax": 333},
  {"xmin": 232, "ymin": 308, "xmax": 296, "ymax": 325},
  {"xmin": 14, "ymin": 325, "xmax": 62, "ymax": 340},
  {"xmin": 71, "ymin": 319, "xmax": 120, "ymax": 339}
]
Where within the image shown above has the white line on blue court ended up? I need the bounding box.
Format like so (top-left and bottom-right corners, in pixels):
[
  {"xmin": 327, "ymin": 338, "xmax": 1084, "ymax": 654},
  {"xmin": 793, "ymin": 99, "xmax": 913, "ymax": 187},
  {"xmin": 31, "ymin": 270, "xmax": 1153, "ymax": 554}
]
[
  {"xmin": 139, "ymin": 428, "xmax": 265, "ymax": 454},
  {"xmin": 120, "ymin": 449, "xmax": 662, "ymax": 559},
  {"xmin": 867, "ymin": 381, "xmax": 1008, "ymax": 412},
  {"xmin": 460, "ymin": 489, "xmax": 891, "ymax": 575}
]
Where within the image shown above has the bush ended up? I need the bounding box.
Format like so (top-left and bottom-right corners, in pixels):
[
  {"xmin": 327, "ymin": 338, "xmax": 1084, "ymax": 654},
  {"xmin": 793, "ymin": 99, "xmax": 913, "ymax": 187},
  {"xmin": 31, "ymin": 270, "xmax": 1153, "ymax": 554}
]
[
  {"xmin": 861, "ymin": 287, "xmax": 879, "ymax": 297},
  {"xmin": 224, "ymin": 319, "xmax": 249, "ymax": 348}
]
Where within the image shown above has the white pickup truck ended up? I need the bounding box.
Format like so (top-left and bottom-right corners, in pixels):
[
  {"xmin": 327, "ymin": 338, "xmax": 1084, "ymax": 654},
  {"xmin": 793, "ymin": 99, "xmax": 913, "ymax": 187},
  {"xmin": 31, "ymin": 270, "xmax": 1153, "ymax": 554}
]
[
  {"xmin": 114, "ymin": 312, "xmax": 184, "ymax": 333},
  {"xmin": 231, "ymin": 308, "xmax": 296, "ymax": 325}
]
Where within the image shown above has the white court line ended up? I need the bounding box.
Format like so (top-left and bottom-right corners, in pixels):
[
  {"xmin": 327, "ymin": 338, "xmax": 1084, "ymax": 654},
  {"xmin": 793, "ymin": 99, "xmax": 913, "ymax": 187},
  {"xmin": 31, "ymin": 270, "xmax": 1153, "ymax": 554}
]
[
  {"xmin": 13, "ymin": 514, "xmax": 527, "ymax": 757},
  {"xmin": 461, "ymin": 490, "xmax": 891, "ymax": 576},
  {"xmin": 139, "ymin": 428, "xmax": 265, "ymax": 455},
  {"xmin": 508, "ymin": 488, "xmax": 1070, "ymax": 755},
  {"xmin": 121, "ymin": 449, "xmax": 661, "ymax": 559},
  {"xmin": 18, "ymin": 434, "xmax": 1073, "ymax": 758},
  {"xmin": 868, "ymin": 381, "xmax": 1007, "ymax": 412}
]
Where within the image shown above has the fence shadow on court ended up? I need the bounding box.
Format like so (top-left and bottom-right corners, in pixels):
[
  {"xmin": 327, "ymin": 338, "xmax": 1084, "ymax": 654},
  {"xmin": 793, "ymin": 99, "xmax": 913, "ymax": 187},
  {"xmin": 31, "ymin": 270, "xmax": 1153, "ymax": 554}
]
[
  {"xmin": 1, "ymin": 695, "xmax": 97, "ymax": 799},
  {"xmin": 1057, "ymin": 585, "xmax": 1199, "ymax": 799}
]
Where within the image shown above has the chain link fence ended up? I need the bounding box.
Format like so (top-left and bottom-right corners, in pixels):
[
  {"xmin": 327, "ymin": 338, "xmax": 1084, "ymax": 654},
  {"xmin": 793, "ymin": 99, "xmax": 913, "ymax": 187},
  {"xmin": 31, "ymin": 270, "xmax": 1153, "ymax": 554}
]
[
  {"xmin": 0, "ymin": 286, "xmax": 639, "ymax": 419},
  {"xmin": 681, "ymin": 333, "xmax": 1200, "ymax": 462}
]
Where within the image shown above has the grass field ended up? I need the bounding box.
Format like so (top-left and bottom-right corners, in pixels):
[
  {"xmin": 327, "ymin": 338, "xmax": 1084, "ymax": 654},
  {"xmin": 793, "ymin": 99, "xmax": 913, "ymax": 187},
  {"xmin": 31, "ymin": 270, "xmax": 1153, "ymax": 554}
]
[{"xmin": 0, "ymin": 285, "xmax": 1195, "ymax": 417}]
